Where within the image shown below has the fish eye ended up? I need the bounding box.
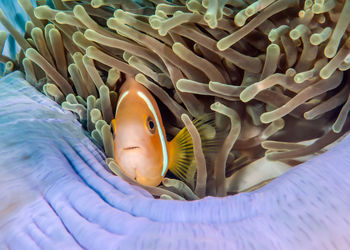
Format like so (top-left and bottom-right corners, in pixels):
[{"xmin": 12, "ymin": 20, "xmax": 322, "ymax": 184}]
[{"xmin": 146, "ymin": 116, "xmax": 156, "ymax": 134}]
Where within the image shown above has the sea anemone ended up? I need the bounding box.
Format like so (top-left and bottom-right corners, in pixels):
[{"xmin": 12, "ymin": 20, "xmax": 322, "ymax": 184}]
[{"xmin": 1, "ymin": 0, "xmax": 350, "ymax": 200}]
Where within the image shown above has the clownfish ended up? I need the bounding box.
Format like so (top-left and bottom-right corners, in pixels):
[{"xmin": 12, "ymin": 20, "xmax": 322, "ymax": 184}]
[{"xmin": 111, "ymin": 75, "xmax": 216, "ymax": 186}]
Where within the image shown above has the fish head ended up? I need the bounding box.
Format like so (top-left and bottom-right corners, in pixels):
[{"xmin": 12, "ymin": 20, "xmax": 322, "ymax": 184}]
[{"xmin": 111, "ymin": 77, "xmax": 169, "ymax": 186}]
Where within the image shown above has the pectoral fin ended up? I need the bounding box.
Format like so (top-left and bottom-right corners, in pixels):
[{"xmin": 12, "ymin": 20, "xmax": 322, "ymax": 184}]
[{"xmin": 168, "ymin": 114, "xmax": 218, "ymax": 185}]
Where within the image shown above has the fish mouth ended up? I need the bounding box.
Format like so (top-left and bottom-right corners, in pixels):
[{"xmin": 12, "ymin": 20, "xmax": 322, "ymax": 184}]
[{"xmin": 123, "ymin": 146, "xmax": 141, "ymax": 151}]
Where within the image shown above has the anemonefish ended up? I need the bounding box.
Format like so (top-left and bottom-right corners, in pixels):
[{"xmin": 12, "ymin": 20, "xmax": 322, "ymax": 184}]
[{"xmin": 111, "ymin": 75, "xmax": 216, "ymax": 186}]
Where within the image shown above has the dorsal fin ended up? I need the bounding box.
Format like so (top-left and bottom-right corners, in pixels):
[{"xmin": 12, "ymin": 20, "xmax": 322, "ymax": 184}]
[{"xmin": 167, "ymin": 114, "xmax": 218, "ymax": 185}]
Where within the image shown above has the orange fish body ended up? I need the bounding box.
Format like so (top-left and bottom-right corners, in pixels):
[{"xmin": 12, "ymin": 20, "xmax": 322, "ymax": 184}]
[
  {"xmin": 111, "ymin": 76, "xmax": 169, "ymax": 186},
  {"xmin": 111, "ymin": 76, "xmax": 215, "ymax": 186}
]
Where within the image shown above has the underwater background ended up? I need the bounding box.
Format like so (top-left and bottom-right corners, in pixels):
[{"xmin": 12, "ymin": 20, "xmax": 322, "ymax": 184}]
[{"xmin": 1, "ymin": 0, "xmax": 350, "ymax": 249}]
